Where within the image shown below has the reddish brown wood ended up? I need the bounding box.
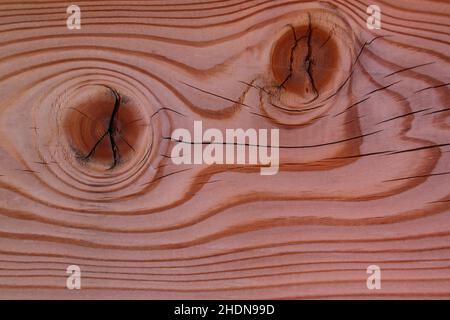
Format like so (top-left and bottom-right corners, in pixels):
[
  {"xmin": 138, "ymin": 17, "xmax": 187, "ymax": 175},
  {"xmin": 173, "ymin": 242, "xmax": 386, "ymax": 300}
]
[{"xmin": 0, "ymin": 0, "xmax": 449, "ymax": 299}]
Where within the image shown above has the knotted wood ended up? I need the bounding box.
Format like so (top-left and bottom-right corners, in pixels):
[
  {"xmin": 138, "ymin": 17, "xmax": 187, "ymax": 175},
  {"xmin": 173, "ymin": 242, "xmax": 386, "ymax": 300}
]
[{"xmin": 0, "ymin": 0, "xmax": 449, "ymax": 299}]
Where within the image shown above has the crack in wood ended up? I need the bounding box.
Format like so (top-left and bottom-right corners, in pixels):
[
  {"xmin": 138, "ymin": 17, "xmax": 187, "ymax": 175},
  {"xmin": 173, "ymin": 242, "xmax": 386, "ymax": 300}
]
[{"xmin": 81, "ymin": 87, "xmax": 122, "ymax": 170}]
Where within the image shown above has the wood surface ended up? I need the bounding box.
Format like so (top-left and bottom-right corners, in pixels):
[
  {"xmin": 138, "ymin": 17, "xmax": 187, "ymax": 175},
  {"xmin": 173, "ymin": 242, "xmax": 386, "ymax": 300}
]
[{"xmin": 0, "ymin": 0, "xmax": 449, "ymax": 299}]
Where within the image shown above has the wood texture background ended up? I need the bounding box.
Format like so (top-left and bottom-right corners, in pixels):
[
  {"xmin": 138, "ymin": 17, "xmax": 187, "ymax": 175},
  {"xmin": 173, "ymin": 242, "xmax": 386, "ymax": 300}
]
[{"xmin": 0, "ymin": 0, "xmax": 449, "ymax": 299}]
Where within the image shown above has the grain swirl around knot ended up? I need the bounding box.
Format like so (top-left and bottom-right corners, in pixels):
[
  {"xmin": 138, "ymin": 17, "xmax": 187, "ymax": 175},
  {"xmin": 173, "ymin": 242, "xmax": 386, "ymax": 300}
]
[{"xmin": 0, "ymin": 0, "xmax": 449, "ymax": 299}]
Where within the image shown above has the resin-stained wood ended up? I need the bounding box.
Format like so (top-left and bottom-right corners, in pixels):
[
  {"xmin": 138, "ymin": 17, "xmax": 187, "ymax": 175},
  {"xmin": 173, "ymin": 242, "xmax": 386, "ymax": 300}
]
[{"xmin": 0, "ymin": 0, "xmax": 449, "ymax": 299}]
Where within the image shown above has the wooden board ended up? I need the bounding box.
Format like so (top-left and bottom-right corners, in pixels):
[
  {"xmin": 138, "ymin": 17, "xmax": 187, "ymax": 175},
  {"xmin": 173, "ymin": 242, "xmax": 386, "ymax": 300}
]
[{"xmin": 0, "ymin": 0, "xmax": 449, "ymax": 299}]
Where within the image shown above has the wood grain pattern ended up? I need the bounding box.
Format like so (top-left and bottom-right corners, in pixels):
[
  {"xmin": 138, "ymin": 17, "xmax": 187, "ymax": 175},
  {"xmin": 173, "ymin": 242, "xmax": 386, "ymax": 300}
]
[{"xmin": 0, "ymin": 0, "xmax": 449, "ymax": 299}]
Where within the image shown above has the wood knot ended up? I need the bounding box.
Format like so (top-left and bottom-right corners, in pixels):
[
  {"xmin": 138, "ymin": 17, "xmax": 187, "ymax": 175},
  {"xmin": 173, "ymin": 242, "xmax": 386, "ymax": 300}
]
[
  {"xmin": 271, "ymin": 15, "xmax": 339, "ymax": 104},
  {"xmin": 260, "ymin": 10, "xmax": 356, "ymax": 124},
  {"xmin": 62, "ymin": 85, "xmax": 144, "ymax": 170}
]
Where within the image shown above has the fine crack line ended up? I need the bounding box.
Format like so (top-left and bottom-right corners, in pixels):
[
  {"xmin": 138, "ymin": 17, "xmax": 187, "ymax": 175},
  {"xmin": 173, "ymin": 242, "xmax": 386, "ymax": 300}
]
[
  {"xmin": 81, "ymin": 86, "xmax": 122, "ymax": 169},
  {"xmin": 304, "ymin": 13, "xmax": 318, "ymax": 100},
  {"xmin": 107, "ymin": 88, "xmax": 122, "ymax": 169},
  {"xmin": 278, "ymin": 15, "xmax": 318, "ymax": 102},
  {"xmin": 278, "ymin": 24, "xmax": 300, "ymax": 89}
]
